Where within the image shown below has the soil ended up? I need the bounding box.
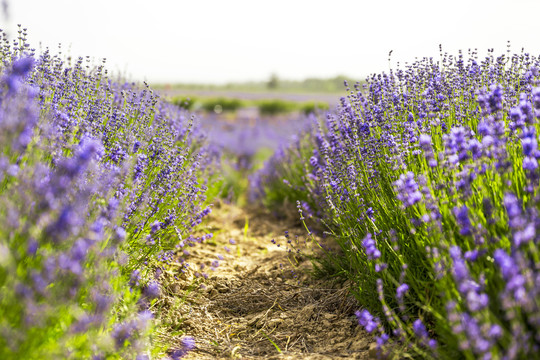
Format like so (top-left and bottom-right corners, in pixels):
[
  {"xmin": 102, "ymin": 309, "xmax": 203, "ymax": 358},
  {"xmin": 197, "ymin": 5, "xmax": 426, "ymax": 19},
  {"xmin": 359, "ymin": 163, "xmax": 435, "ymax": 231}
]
[{"xmin": 155, "ymin": 202, "xmax": 375, "ymax": 359}]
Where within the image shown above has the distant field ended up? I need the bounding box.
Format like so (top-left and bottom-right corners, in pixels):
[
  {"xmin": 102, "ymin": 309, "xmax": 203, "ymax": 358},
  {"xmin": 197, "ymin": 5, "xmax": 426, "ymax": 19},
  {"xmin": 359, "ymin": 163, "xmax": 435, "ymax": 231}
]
[
  {"xmin": 153, "ymin": 75, "xmax": 362, "ymax": 98},
  {"xmin": 158, "ymin": 88, "xmax": 341, "ymax": 106}
]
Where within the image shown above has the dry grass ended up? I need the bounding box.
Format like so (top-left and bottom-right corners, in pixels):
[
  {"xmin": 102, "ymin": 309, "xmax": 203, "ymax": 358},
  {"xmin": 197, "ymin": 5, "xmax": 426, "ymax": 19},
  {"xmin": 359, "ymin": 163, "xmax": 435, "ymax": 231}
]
[{"xmin": 153, "ymin": 202, "xmax": 374, "ymax": 359}]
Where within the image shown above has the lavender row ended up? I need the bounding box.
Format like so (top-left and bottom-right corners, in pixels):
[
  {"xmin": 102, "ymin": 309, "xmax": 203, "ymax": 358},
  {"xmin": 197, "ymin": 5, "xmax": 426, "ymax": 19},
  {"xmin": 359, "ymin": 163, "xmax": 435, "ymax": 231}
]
[
  {"xmin": 0, "ymin": 28, "xmax": 214, "ymax": 359},
  {"xmin": 253, "ymin": 48, "xmax": 540, "ymax": 358}
]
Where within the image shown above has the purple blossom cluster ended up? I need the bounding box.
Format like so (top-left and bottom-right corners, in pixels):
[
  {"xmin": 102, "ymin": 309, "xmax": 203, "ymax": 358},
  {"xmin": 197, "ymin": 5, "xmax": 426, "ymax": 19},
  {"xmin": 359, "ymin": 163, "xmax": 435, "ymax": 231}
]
[
  {"xmin": 0, "ymin": 28, "xmax": 213, "ymax": 358},
  {"xmin": 254, "ymin": 47, "xmax": 540, "ymax": 358}
]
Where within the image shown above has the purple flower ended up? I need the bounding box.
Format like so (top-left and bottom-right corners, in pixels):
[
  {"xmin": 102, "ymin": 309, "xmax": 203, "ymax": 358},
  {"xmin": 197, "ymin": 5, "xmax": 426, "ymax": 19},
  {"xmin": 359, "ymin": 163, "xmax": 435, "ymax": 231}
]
[
  {"xmin": 522, "ymin": 134, "xmax": 537, "ymax": 157},
  {"xmin": 449, "ymin": 246, "xmax": 469, "ymax": 282},
  {"xmin": 133, "ymin": 140, "xmax": 141, "ymax": 153},
  {"xmin": 150, "ymin": 221, "xmax": 161, "ymax": 233},
  {"xmin": 419, "ymin": 133, "xmax": 432, "ymax": 149},
  {"xmin": 514, "ymin": 223, "xmax": 535, "ymax": 247},
  {"xmin": 12, "ymin": 56, "xmax": 34, "ymax": 76},
  {"xmin": 466, "ymin": 291, "xmax": 489, "ymax": 311},
  {"xmin": 355, "ymin": 309, "xmax": 379, "ymax": 333},
  {"xmin": 129, "ymin": 270, "xmax": 141, "ymax": 288},
  {"xmin": 366, "ymin": 207, "xmax": 374, "ymax": 219},
  {"xmin": 523, "ymin": 156, "xmax": 538, "ymax": 171},
  {"xmin": 396, "ymin": 283, "xmax": 409, "ymax": 299},
  {"xmin": 444, "ymin": 127, "xmax": 470, "ymax": 162},
  {"xmin": 143, "ymin": 281, "xmax": 161, "ymax": 300},
  {"xmin": 488, "ymin": 325, "xmax": 503, "ymax": 339},
  {"xmin": 532, "ymin": 87, "xmax": 540, "ymax": 109},
  {"xmin": 375, "ymin": 333, "xmax": 389, "ymax": 348},
  {"xmin": 394, "ymin": 172, "xmax": 422, "ymax": 207},
  {"xmin": 493, "ymin": 249, "xmax": 517, "ymax": 280},
  {"xmin": 375, "ymin": 263, "xmax": 387, "ymax": 272},
  {"xmin": 477, "ymin": 84, "xmax": 504, "ymax": 115},
  {"xmin": 181, "ymin": 336, "xmax": 196, "ymax": 351},
  {"xmin": 27, "ymin": 239, "xmax": 38, "ymax": 256},
  {"xmin": 504, "ymin": 193, "xmax": 525, "ymax": 229},
  {"xmin": 361, "ymin": 233, "xmax": 381, "ymax": 260},
  {"xmin": 454, "ymin": 206, "xmax": 472, "ymax": 236},
  {"xmin": 71, "ymin": 238, "xmax": 91, "ymax": 262},
  {"xmin": 112, "ymin": 320, "xmax": 137, "ymax": 349},
  {"xmin": 169, "ymin": 336, "xmax": 196, "ymax": 359},
  {"xmin": 464, "ymin": 249, "xmax": 480, "ymax": 262},
  {"xmin": 413, "ymin": 319, "xmax": 428, "ymax": 339}
]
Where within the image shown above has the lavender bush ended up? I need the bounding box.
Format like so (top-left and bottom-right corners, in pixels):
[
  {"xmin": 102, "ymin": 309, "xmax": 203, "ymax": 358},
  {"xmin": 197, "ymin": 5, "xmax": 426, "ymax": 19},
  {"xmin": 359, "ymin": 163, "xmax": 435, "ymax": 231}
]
[
  {"xmin": 254, "ymin": 48, "xmax": 540, "ymax": 359},
  {"xmin": 0, "ymin": 28, "xmax": 214, "ymax": 358}
]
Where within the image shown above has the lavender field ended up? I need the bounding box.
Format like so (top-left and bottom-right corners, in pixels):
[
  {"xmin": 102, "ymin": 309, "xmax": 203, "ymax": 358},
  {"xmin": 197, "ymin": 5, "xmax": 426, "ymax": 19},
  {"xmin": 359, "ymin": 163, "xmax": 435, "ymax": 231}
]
[{"xmin": 2, "ymin": 24, "xmax": 540, "ymax": 360}]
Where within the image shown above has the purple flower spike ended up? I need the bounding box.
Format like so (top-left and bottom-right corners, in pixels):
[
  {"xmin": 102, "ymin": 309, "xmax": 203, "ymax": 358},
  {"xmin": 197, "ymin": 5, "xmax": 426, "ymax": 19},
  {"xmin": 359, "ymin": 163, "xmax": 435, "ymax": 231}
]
[
  {"xmin": 493, "ymin": 249, "xmax": 517, "ymax": 280},
  {"xmin": 361, "ymin": 233, "xmax": 381, "ymax": 260},
  {"xmin": 376, "ymin": 333, "xmax": 389, "ymax": 348},
  {"xmin": 143, "ymin": 281, "xmax": 161, "ymax": 300},
  {"xmin": 413, "ymin": 319, "xmax": 428, "ymax": 339},
  {"xmin": 477, "ymin": 84, "xmax": 504, "ymax": 115},
  {"xmin": 449, "ymin": 246, "xmax": 469, "ymax": 282},
  {"xmin": 532, "ymin": 87, "xmax": 540, "ymax": 110},
  {"xmin": 504, "ymin": 193, "xmax": 525, "ymax": 229},
  {"xmin": 514, "ymin": 223, "xmax": 535, "ymax": 247},
  {"xmin": 170, "ymin": 336, "xmax": 196, "ymax": 359},
  {"xmin": 522, "ymin": 135, "xmax": 537, "ymax": 157},
  {"xmin": 453, "ymin": 206, "xmax": 472, "ymax": 236},
  {"xmin": 419, "ymin": 134, "xmax": 432, "ymax": 149},
  {"xmin": 12, "ymin": 56, "xmax": 35, "ymax": 76},
  {"xmin": 466, "ymin": 291, "xmax": 489, "ymax": 311},
  {"xmin": 355, "ymin": 309, "xmax": 379, "ymax": 333},
  {"xmin": 181, "ymin": 336, "xmax": 196, "ymax": 351},
  {"xmin": 396, "ymin": 283, "xmax": 409, "ymax": 299},
  {"xmin": 394, "ymin": 172, "xmax": 422, "ymax": 207}
]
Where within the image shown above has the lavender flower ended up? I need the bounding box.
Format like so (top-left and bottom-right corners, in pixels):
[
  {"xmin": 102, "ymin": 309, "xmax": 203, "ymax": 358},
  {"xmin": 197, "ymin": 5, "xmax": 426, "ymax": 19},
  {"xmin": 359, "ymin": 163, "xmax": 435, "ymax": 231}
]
[
  {"xmin": 143, "ymin": 281, "xmax": 161, "ymax": 300},
  {"xmin": 394, "ymin": 172, "xmax": 422, "ymax": 207},
  {"xmin": 355, "ymin": 309, "xmax": 379, "ymax": 333},
  {"xmin": 396, "ymin": 283, "xmax": 409, "ymax": 299},
  {"xmin": 453, "ymin": 205, "xmax": 472, "ymax": 236},
  {"xmin": 169, "ymin": 336, "xmax": 196, "ymax": 359},
  {"xmin": 361, "ymin": 233, "xmax": 381, "ymax": 260}
]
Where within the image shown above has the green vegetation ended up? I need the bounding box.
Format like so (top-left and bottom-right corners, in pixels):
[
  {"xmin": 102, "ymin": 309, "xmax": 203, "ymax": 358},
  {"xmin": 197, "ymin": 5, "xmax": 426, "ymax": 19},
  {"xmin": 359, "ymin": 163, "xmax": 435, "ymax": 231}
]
[
  {"xmin": 256, "ymin": 99, "xmax": 296, "ymax": 115},
  {"xmin": 153, "ymin": 75, "xmax": 363, "ymax": 94},
  {"xmin": 299, "ymin": 101, "xmax": 330, "ymax": 115},
  {"xmin": 169, "ymin": 95, "xmax": 331, "ymax": 115}
]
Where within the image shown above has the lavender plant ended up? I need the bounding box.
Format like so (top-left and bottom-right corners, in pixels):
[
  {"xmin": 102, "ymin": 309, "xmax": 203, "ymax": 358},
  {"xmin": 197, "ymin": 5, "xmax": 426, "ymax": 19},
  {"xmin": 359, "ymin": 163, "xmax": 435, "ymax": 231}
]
[
  {"xmin": 0, "ymin": 27, "xmax": 214, "ymax": 358},
  {"xmin": 254, "ymin": 47, "xmax": 540, "ymax": 359}
]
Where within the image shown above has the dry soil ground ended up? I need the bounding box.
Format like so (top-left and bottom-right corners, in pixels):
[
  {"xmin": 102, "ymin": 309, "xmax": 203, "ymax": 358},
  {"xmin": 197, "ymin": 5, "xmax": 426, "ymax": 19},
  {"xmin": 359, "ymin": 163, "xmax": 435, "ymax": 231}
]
[{"xmin": 154, "ymin": 202, "xmax": 376, "ymax": 359}]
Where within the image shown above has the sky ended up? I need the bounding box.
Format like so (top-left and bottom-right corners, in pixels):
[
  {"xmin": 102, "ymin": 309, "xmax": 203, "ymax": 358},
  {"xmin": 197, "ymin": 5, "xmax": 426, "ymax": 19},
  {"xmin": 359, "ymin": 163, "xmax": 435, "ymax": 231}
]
[{"xmin": 2, "ymin": 0, "xmax": 540, "ymax": 85}]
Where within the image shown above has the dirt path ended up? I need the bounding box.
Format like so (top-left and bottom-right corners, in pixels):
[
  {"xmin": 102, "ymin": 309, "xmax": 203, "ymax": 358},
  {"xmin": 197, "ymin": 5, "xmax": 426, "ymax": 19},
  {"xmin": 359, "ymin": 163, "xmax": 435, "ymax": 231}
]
[{"xmin": 155, "ymin": 202, "xmax": 374, "ymax": 359}]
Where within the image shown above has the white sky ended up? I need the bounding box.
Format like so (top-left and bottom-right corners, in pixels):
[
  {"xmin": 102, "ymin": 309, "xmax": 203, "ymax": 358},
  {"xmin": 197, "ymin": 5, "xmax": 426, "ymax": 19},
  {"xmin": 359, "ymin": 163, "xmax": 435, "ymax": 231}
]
[{"xmin": 2, "ymin": 0, "xmax": 540, "ymax": 84}]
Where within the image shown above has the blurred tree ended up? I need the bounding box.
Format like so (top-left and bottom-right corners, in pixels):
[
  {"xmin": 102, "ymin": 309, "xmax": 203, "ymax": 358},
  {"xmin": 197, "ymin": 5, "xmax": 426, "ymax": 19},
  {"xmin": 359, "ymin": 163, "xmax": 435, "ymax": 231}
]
[
  {"xmin": 2, "ymin": 0, "xmax": 8, "ymax": 20},
  {"xmin": 267, "ymin": 73, "xmax": 279, "ymax": 89}
]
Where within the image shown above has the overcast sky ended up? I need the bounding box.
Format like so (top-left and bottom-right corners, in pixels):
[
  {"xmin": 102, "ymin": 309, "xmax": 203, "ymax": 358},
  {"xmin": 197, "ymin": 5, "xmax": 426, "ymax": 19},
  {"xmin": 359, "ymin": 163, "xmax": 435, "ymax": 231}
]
[{"xmin": 2, "ymin": 0, "xmax": 540, "ymax": 84}]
